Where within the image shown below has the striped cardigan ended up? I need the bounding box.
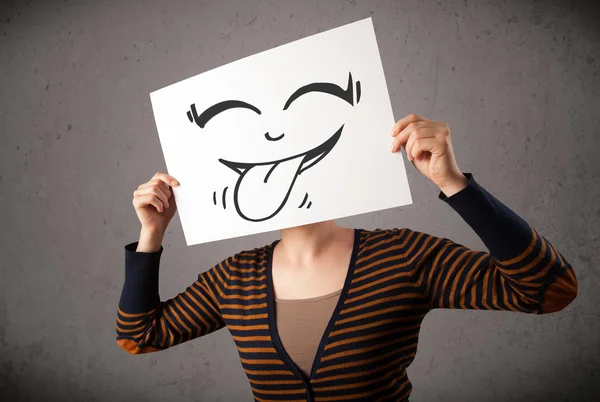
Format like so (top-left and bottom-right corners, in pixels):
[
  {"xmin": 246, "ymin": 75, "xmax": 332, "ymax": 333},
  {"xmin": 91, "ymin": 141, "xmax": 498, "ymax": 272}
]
[{"xmin": 116, "ymin": 173, "xmax": 577, "ymax": 401}]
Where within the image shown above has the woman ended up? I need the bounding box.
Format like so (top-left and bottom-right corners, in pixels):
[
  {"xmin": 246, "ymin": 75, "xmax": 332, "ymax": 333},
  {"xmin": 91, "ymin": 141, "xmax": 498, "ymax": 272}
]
[{"xmin": 116, "ymin": 113, "xmax": 578, "ymax": 402}]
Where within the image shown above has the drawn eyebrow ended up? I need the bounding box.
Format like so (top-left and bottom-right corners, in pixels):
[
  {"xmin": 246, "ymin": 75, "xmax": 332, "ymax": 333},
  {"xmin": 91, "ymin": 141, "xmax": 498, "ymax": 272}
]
[
  {"xmin": 283, "ymin": 72, "xmax": 355, "ymax": 110},
  {"xmin": 187, "ymin": 100, "xmax": 261, "ymax": 128}
]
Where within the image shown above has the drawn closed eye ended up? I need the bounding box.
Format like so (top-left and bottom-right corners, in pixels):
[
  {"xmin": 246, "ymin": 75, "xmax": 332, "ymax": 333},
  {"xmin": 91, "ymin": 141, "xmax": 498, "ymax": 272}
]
[
  {"xmin": 188, "ymin": 100, "xmax": 262, "ymax": 128},
  {"xmin": 282, "ymin": 72, "xmax": 358, "ymax": 111}
]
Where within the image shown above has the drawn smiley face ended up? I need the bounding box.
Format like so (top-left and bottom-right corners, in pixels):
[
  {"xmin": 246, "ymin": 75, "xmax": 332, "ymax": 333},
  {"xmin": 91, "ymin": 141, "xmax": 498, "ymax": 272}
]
[{"xmin": 187, "ymin": 72, "xmax": 362, "ymax": 222}]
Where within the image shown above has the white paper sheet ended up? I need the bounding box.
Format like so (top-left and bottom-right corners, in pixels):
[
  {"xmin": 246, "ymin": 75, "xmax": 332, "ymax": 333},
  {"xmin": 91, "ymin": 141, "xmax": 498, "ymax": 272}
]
[{"xmin": 150, "ymin": 17, "xmax": 412, "ymax": 245}]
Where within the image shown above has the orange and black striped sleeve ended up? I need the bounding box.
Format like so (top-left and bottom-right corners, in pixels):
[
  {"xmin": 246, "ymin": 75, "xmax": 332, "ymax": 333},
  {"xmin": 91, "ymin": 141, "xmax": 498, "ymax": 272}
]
[
  {"xmin": 401, "ymin": 173, "xmax": 578, "ymax": 314},
  {"xmin": 116, "ymin": 242, "xmax": 232, "ymax": 354}
]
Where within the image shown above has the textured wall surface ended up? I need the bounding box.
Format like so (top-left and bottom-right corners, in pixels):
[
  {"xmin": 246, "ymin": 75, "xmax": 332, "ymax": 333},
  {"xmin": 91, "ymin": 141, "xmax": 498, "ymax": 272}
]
[{"xmin": 1, "ymin": 0, "xmax": 599, "ymax": 401}]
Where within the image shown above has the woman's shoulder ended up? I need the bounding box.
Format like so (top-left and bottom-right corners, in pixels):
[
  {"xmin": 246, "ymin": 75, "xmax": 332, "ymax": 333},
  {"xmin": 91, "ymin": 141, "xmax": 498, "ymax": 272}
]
[
  {"xmin": 358, "ymin": 227, "xmax": 422, "ymax": 263},
  {"xmin": 358, "ymin": 227, "xmax": 408, "ymax": 242},
  {"xmin": 356, "ymin": 227, "xmax": 426, "ymax": 254},
  {"xmin": 227, "ymin": 241, "xmax": 275, "ymax": 268},
  {"xmin": 357, "ymin": 226, "xmax": 447, "ymax": 254},
  {"xmin": 209, "ymin": 244, "xmax": 271, "ymax": 281}
]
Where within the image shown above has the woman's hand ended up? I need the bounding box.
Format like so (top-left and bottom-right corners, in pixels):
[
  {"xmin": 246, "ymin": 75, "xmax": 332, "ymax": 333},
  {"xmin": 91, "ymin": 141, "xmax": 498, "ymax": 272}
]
[
  {"xmin": 390, "ymin": 113, "xmax": 468, "ymax": 197},
  {"xmin": 132, "ymin": 172, "xmax": 180, "ymax": 234}
]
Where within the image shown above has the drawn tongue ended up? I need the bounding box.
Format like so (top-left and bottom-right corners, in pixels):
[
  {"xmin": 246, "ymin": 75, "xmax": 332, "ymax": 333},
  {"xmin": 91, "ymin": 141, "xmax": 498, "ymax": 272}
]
[{"xmin": 236, "ymin": 155, "xmax": 304, "ymax": 221}]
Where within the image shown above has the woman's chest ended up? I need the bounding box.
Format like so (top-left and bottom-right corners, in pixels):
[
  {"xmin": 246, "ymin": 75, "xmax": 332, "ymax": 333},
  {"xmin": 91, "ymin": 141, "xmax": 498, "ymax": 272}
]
[
  {"xmin": 224, "ymin": 265, "xmax": 429, "ymax": 384},
  {"xmin": 270, "ymin": 248, "xmax": 352, "ymax": 300}
]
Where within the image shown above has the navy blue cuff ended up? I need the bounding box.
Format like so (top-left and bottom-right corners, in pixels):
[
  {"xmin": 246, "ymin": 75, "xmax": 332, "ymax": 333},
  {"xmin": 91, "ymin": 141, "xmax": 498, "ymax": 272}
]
[
  {"xmin": 437, "ymin": 172, "xmax": 474, "ymax": 202},
  {"xmin": 118, "ymin": 241, "xmax": 164, "ymax": 313},
  {"xmin": 438, "ymin": 172, "xmax": 533, "ymax": 261}
]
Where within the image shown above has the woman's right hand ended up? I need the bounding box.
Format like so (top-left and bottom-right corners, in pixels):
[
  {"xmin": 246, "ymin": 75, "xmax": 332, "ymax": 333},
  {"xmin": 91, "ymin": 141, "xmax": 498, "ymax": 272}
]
[{"xmin": 132, "ymin": 172, "xmax": 180, "ymax": 234}]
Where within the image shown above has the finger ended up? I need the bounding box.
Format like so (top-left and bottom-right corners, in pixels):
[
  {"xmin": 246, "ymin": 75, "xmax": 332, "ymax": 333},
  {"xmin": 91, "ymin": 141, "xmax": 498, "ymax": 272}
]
[
  {"xmin": 411, "ymin": 137, "xmax": 439, "ymax": 160},
  {"xmin": 405, "ymin": 128, "xmax": 438, "ymax": 161},
  {"xmin": 152, "ymin": 171, "xmax": 180, "ymax": 187},
  {"xmin": 133, "ymin": 193, "xmax": 164, "ymax": 213},
  {"xmin": 391, "ymin": 123, "xmax": 435, "ymax": 153},
  {"xmin": 391, "ymin": 121, "xmax": 428, "ymax": 151},
  {"xmin": 138, "ymin": 180, "xmax": 172, "ymax": 201},
  {"xmin": 390, "ymin": 128, "xmax": 411, "ymax": 153},
  {"xmin": 391, "ymin": 113, "xmax": 427, "ymax": 137},
  {"xmin": 134, "ymin": 185, "xmax": 169, "ymax": 209},
  {"xmin": 404, "ymin": 132, "xmax": 417, "ymax": 161}
]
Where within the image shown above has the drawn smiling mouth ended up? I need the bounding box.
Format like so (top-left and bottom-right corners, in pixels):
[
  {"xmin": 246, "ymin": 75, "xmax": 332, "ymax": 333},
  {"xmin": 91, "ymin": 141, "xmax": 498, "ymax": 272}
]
[{"xmin": 218, "ymin": 125, "xmax": 343, "ymax": 222}]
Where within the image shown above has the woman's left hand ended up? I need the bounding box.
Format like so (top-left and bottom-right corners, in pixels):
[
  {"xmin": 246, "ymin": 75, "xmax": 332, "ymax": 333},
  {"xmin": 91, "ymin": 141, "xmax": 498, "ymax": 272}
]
[{"xmin": 390, "ymin": 113, "xmax": 468, "ymax": 197}]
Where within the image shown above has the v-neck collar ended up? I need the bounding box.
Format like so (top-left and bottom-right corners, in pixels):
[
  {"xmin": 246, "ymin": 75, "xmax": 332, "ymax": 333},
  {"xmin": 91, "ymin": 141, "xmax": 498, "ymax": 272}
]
[{"xmin": 265, "ymin": 228, "xmax": 362, "ymax": 387}]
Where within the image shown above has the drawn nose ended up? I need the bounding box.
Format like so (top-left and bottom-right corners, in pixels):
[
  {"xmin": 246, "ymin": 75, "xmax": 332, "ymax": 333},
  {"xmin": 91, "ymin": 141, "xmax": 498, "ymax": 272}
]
[{"xmin": 265, "ymin": 132, "xmax": 285, "ymax": 142}]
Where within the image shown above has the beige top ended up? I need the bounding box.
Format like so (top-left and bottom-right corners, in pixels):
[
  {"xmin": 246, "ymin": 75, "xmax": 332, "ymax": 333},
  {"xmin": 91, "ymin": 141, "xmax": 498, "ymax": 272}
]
[{"xmin": 275, "ymin": 288, "xmax": 343, "ymax": 379}]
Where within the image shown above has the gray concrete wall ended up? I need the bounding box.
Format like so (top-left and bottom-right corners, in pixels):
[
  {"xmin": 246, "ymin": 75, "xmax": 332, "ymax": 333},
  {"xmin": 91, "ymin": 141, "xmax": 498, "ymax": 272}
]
[{"xmin": 1, "ymin": 0, "xmax": 598, "ymax": 400}]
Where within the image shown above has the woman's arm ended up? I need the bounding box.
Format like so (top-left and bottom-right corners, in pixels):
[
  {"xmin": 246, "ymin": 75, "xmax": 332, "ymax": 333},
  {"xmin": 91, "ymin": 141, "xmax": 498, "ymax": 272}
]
[
  {"xmin": 389, "ymin": 113, "xmax": 577, "ymax": 313},
  {"xmin": 397, "ymin": 172, "xmax": 577, "ymax": 313},
  {"xmin": 116, "ymin": 241, "xmax": 233, "ymax": 354}
]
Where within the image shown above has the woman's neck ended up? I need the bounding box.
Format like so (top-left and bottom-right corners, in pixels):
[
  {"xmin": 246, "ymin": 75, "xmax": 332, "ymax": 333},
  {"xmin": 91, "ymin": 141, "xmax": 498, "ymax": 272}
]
[{"xmin": 277, "ymin": 220, "xmax": 353, "ymax": 266}]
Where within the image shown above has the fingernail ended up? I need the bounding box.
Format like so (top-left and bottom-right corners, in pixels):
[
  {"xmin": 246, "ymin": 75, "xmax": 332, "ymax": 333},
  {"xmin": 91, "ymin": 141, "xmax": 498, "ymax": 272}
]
[{"xmin": 171, "ymin": 180, "xmax": 179, "ymax": 186}]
